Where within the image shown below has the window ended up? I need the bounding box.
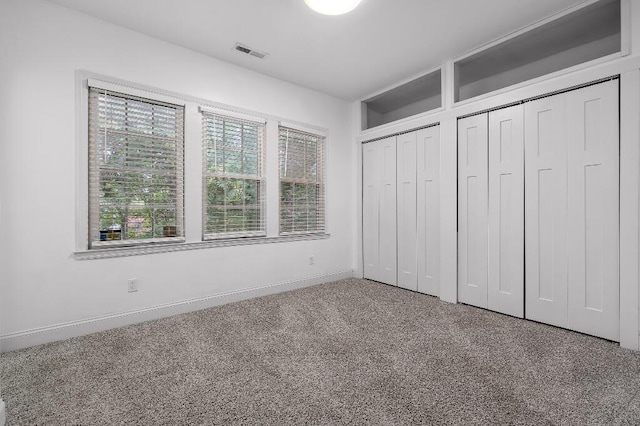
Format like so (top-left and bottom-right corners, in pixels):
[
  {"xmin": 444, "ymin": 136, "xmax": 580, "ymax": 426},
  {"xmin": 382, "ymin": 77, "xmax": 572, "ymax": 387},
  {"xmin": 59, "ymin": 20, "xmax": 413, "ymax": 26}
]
[
  {"xmin": 78, "ymin": 74, "xmax": 330, "ymax": 260},
  {"xmin": 88, "ymin": 87, "xmax": 185, "ymax": 249},
  {"xmin": 279, "ymin": 126, "xmax": 326, "ymax": 234},
  {"xmin": 202, "ymin": 111, "xmax": 266, "ymax": 238}
]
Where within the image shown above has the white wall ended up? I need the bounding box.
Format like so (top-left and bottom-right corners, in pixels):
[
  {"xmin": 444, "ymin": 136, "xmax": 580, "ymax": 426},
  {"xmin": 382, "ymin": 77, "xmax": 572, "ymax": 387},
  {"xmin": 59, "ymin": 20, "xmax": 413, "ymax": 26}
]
[{"xmin": 0, "ymin": 0, "xmax": 357, "ymax": 350}]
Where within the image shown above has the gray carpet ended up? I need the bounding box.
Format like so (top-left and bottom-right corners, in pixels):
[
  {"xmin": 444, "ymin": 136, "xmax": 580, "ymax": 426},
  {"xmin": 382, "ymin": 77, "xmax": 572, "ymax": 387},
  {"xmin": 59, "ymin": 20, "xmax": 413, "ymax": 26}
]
[{"xmin": 2, "ymin": 278, "xmax": 640, "ymax": 425}]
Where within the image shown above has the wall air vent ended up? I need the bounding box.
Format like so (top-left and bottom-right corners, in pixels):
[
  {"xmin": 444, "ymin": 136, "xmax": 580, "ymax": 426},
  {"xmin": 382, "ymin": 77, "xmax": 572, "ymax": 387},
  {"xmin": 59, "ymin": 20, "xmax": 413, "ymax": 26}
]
[
  {"xmin": 235, "ymin": 44, "xmax": 251, "ymax": 54},
  {"xmin": 235, "ymin": 43, "xmax": 268, "ymax": 59}
]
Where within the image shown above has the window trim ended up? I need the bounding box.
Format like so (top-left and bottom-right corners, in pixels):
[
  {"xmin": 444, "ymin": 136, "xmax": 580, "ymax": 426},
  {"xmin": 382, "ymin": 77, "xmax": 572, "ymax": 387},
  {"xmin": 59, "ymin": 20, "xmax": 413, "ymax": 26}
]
[{"xmin": 74, "ymin": 233, "xmax": 329, "ymax": 260}]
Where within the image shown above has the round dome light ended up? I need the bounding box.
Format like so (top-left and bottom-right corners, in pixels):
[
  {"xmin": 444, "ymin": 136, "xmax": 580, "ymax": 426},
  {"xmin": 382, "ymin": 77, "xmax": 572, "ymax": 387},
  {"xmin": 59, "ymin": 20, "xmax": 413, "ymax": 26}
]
[{"xmin": 304, "ymin": 0, "xmax": 362, "ymax": 15}]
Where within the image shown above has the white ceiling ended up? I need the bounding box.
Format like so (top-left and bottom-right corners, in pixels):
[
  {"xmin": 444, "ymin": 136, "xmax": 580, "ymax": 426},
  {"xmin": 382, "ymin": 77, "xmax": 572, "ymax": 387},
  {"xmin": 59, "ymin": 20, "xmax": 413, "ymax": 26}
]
[{"xmin": 46, "ymin": 0, "xmax": 586, "ymax": 101}]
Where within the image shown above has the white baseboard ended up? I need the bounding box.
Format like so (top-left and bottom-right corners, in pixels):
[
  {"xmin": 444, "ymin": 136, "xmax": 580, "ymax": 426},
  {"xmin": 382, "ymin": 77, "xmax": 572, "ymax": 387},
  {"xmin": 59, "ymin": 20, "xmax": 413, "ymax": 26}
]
[
  {"xmin": 0, "ymin": 270, "xmax": 356, "ymax": 353},
  {"xmin": 0, "ymin": 398, "xmax": 5, "ymax": 426}
]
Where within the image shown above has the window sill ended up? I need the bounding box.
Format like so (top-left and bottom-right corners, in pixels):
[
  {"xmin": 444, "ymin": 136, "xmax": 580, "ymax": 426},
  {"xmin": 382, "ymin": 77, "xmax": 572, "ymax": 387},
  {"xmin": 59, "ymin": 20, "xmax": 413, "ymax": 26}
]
[
  {"xmin": 90, "ymin": 237, "xmax": 186, "ymax": 249},
  {"xmin": 74, "ymin": 233, "xmax": 330, "ymax": 260},
  {"xmin": 203, "ymin": 231, "xmax": 267, "ymax": 241}
]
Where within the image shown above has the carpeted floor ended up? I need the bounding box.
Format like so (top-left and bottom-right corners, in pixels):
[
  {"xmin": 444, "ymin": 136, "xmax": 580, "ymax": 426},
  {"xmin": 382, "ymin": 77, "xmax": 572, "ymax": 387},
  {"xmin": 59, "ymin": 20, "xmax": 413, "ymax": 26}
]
[{"xmin": 2, "ymin": 278, "xmax": 640, "ymax": 425}]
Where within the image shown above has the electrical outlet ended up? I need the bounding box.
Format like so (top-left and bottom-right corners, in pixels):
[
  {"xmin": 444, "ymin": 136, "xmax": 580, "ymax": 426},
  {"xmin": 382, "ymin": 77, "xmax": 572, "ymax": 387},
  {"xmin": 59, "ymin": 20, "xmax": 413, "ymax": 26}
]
[
  {"xmin": 128, "ymin": 278, "xmax": 139, "ymax": 293},
  {"xmin": 309, "ymin": 255, "xmax": 315, "ymax": 266}
]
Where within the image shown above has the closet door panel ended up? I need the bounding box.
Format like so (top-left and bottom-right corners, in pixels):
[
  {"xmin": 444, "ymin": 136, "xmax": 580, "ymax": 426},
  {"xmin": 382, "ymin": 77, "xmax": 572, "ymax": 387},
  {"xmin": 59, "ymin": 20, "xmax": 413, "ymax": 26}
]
[
  {"xmin": 362, "ymin": 137, "xmax": 397, "ymax": 285},
  {"xmin": 458, "ymin": 114, "xmax": 489, "ymax": 308},
  {"xmin": 397, "ymin": 132, "xmax": 418, "ymax": 291},
  {"xmin": 362, "ymin": 142, "xmax": 380, "ymax": 281},
  {"xmin": 379, "ymin": 137, "xmax": 398, "ymax": 286},
  {"xmin": 488, "ymin": 105, "xmax": 524, "ymax": 318},
  {"xmin": 567, "ymin": 80, "xmax": 619, "ymax": 341},
  {"xmin": 417, "ymin": 125, "xmax": 440, "ymax": 296},
  {"xmin": 525, "ymin": 95, "xmax": 569, "ymax": 328}
]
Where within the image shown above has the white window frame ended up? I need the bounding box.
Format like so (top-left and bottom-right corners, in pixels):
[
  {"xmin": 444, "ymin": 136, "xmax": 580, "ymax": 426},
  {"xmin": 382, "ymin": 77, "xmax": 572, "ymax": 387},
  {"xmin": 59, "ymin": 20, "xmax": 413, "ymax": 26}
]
[
  {"xmin": 200, "ymin": 107, "xmax": 267, "ymax": 240},
  {"xmin": 86, "ymin": 81, "xmax": 186, "ymax": 249},
  {"xmin": 278, "ymin": 123, "xmax": 326, "ymax": 235}
]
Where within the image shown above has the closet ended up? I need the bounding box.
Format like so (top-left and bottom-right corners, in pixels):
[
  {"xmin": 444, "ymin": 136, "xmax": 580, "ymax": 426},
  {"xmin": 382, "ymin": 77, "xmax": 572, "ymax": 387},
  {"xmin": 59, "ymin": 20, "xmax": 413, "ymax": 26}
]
[
  {"xmin": 457, "ymin": 79, "xmax": 620, "ymax": 341},
  {"xmin": 363, "ymin": 125, "xmax": 441, "ymax": 296}
]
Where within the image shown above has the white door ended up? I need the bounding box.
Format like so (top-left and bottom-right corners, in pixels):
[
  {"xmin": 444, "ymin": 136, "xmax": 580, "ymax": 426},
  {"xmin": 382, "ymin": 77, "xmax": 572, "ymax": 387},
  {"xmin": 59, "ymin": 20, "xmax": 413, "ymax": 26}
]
[
  {"xmin": 566, "ymin": 80, "xmax": 619, "ymax": 341},
  {"xmin": 416, "ymin": 125, "xmax": 440, "ymax": 296},
  {"xmin": 524, "ymin": 94, "xmax": 569, "ymax": 329},
  {"xmin": 363, "ymin": 141, "xmax": 380, "ymax": 281},
  {"xmin": 488, "ymin": 105, "xmax": 524, "ymax": 318},
  {"xmin": 362, "ymin": 137, "xmax": 397, "ymax": 285},
  {"xmin": 458, "ymin": 114, "xmax": 489, "ymax": 308},
  {"xmin": 397, "ymin": 132, "xmax": 417, "ymax": 291}
]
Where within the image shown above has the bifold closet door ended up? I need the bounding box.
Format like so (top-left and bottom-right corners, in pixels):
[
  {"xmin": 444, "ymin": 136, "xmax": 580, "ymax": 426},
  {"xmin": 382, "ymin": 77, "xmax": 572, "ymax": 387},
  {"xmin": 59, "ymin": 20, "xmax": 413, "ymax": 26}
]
[
  {"xmin": 488, "ymin": 106, "xmax": 524, "ymax": 318},
  {"xmin": 458, "ymin": 114, "xmax": 489, "ymax": 308},
  {"xmin": 397, "ymin": 132, "xmax": 418, "ymax": 291},
  {"xmin": 363, "ymin": 140, "xmax": 380, "ymax": 281},
  {"xmin": 524, "ymin": 94, "xmax": 569, "ymax": 329},
  {"xmin": 417, "ymin": 125, "xmax": 440, "ymax": 296},
  {"xmin": 566, "ymin": 80, "xmax": 619, "ymax": 341},
  {"xmin": 525, "ymin": 80, "xmax": 619, "ymax": 341},
  {"xmin": 363, "ymin": 137, "xmax": 397, "ymax": 285}
]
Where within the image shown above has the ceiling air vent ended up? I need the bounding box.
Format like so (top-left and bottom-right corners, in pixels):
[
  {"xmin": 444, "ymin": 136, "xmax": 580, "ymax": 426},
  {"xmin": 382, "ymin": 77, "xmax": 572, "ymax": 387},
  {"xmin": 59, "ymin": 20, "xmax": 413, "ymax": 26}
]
[{"xmin": 235, "ymin": 43, "xmax": 268, "ymax": 59}]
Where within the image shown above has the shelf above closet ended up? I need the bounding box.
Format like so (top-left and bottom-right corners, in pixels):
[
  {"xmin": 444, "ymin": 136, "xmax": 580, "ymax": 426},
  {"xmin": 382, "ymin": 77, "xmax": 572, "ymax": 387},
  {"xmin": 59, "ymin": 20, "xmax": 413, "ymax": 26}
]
[
  {"xmin": 362, "ymin": 69, "xmax": 442, "ymax": 130},
  {"xmin": 454, "ymin": 0, "xmax": 621, "ymax": 103}
]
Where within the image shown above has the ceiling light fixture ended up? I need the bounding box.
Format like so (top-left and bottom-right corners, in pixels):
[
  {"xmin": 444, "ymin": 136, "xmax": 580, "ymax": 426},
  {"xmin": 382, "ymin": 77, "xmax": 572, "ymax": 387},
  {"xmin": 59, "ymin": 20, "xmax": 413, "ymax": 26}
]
[{"xmin": 304, "ymin": 0, "xmax": 362, "ymax": 15}]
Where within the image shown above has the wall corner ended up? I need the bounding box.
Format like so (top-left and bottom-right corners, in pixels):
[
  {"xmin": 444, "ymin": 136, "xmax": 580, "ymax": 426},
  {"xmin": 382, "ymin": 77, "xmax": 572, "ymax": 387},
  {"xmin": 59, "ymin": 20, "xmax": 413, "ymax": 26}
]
[{"xmin": 351, "ymin": 100, "xmax": 364, "ymax": 278}]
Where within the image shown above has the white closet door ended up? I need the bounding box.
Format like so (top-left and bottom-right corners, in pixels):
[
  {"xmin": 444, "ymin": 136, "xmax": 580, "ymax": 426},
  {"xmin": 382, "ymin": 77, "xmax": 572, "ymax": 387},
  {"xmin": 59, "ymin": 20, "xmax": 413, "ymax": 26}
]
[
  {"xmin": 525, "ymin": 95, "xmax": 569, "ymax": 329},
  {"xmin": 458, "ymin": 114, "xmax": 489, "ymax": 308},
  {"xmin": 397, "ymin": 132, "xmax": 417, "ymax": 291},
  {"xmin": 488, "ymin": 105, "xmax": 524, "ymax": 318},
  {"xmin": 416, "ymin": 125, "xmax": 440, "ymax": 296},
  {"xmin": 379, "ymin": 137, "xmax": 398, "ymax": 286},
  {"xmin": 363, "ymin": 140, "xmax": 380, "ymax": 281},
  {"xmin": 566, "ymin": 80, "xmax": 619, "ymax": 341},
  {"xmin": 362, "ymin": 137, "xmax": 397, "ymax": 285}
]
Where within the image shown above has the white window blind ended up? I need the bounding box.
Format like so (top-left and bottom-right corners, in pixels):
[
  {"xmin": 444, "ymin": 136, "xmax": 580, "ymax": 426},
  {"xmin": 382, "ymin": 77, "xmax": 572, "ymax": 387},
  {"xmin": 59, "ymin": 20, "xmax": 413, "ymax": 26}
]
[
  {"xmin": 202, "ymin": 112, "xmax": 266, "ymax": 239},
  {"xmin": 88, "ymin": 87, "xmax": 185, "ymax": 249},
  {"xmin": 278, "ymin": 126, "xmax": 326, "ymax": 234}
]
